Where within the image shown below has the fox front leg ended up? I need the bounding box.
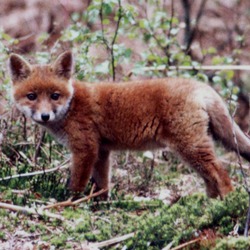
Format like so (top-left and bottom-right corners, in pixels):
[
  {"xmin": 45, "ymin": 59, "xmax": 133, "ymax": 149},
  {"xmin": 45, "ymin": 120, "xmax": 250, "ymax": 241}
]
[{"xmin": 69, "ymin": 145, "xmax": 99, "ymax": 195}]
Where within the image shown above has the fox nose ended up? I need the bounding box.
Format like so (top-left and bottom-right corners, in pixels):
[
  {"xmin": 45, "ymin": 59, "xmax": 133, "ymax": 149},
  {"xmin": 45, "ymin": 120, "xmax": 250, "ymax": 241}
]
[{"xmin": 41, "ymin": 113, "xmax": 50, "ymax": 122}]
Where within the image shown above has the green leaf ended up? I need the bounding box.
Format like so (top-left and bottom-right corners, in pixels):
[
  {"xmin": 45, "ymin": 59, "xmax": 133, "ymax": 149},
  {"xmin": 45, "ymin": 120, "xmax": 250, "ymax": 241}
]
[
  {"xmin": 212, "ymin": 75, "xmax": 222, "ymax": 84},
  {"xmin": 212, "ymin": 56, "xmax": 224, "ymax": 65},
  {"xmin": 103, "ymin": 19, "xmax": 110, "ymax": 25},
  {"xmin": 139, "ymin": 19, "xmax": 149, "ymax": 29},
  {"xmin": 124, "ymin": 48, "xmax": 132, "ymax": 58},
  {"xmin": 170, "ymin": 28, "xmax": 179, "ymax": 36},
  {"xmin": 95, "ymin": 60, "xmax": 110, "ymax": 74},
  {"xmin": 103, "ymin": 3, "xmax": 113, "ymax": 15}
]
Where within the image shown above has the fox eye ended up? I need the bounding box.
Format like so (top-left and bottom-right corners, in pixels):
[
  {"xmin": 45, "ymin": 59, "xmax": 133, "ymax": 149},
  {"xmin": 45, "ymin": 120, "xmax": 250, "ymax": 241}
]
[
  {"xmin": 51, "ymin": 93, "xmax": 60, "ymax": 100},
  {"xmin": 27, "ymin": 93, "xmax": 37, "ymax": 101}
]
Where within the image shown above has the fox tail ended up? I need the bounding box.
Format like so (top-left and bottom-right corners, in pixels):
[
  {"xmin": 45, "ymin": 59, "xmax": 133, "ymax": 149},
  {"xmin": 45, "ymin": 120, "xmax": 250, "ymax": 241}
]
[{"xmin": 207, "ymin": 97, "xmax": 250, "ymax": 162}]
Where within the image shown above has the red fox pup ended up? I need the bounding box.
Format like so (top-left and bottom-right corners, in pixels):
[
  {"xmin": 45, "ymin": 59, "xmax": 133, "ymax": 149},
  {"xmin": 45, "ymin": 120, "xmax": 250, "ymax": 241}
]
[{"xmin": 9, "ymin": 51, "xmax": 250, "ymax": 199}]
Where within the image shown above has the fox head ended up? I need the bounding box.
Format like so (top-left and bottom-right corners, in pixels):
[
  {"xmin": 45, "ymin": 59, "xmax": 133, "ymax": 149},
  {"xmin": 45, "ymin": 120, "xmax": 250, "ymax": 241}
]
[{"xmin": 9, "ymin": 51, "xmax": 74, "ymax": 124}]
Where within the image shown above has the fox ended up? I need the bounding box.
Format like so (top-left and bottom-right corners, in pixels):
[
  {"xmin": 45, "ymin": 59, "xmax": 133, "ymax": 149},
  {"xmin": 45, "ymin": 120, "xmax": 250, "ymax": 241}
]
[{"xmin": 8, "ymin": 51, "xmax": 250, "ymax": 199}]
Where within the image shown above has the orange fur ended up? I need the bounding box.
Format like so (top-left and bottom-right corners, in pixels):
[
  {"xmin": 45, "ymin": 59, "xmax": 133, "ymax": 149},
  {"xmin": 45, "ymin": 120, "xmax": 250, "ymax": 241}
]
[{"xmin": 9, "ymin": 51, "xmax": 250, "ymax": 199}]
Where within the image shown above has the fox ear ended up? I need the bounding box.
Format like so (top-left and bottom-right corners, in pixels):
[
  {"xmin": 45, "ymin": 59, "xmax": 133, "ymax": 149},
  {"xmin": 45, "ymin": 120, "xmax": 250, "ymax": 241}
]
[
  {"xmin": 9, "ymin": 54, "xmax": 32, "ymax": 82},
  {"xmin": 53, "ymin": 51, "xmax": 73, "ymax": 80}
]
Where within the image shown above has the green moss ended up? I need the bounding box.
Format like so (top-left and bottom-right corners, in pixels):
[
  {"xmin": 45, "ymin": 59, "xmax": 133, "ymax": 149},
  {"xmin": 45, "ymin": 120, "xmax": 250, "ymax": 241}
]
[
  {"xmin": 214, "ymin": 236, "xmax": 250, "ymax": 250},
  {"xmin": 75, "ymin": 219, "xmax": 91, "ymax": 233},
  {"xmin": 0, "ymin": 231, "xmax": 6, "ymax": 240},
  {"xmin": 126, "ymin": 189, "xmax": 248, "ymax": 249},
  {"xmin": 50, "ymin": 235, "xmax": 68, "ymax": 248},
  {"xmin": 28, "ymin": 224, "xmax": 36, "ymax": 233}
]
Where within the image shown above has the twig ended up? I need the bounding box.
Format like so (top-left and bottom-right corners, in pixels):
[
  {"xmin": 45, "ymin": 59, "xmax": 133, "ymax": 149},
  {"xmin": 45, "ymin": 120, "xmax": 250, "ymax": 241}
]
[
  {"xmin": 99, "ymin": 0, "xmax": 110, "ymax": 51},
  {"xmin": 0, "ymin": 202, "xmax": 64, "ymax": 221},
  {"xmin": 99, "ymin": 0, "xmax": 123, "ymax": 81},
  {"xmin": 33, "ymin": 128, "xmax": 46, "ymax": 164},
  {"xmin": 22, "ymin": 114, "xmax": 27, "ymax": 141},
  {"xmin": 90, "ymin": 232, "xmax": 135, "ymax": 248},
  {"xmin": 143, "ymin": 5, "xmax": 167, "ymax": 58},
  {"xmin": 244, "ymin": 204, "xmax": 250, "ymax": 238},
  {"xmin": 11, "ymin": 189, "xmax": 29, "ymax": 195},
  {"xmin": 80, "ymin": 245, "xmax": 99, "ymax": 250},
  {"xmin": 43, "ymin": 188, "xmax": 108, "ymax": 210},
  {"xmin": 165, "ymin": 0, "xmax": 174, "ymax": 65},
  {"xmin": 181, "ymin": 0, "xmax": 191, "ymax": 48},
  {"xmin": 110, "ymin": 0, "xmax": 122, "ymax": 81},
  {"xmin": 228, "ymin": 90, "xmax": 250, "ymax": 237},
  {"xmin": 0, "ymin": 159, "xmax": 70, "ymax": 181},
  {"xmin": 88, "ymin": 183, "xmax": 96, "ymax": 203},
  {"xmin": 163, "ymin": 238, "xmax": 200, "ymax": 250},
  {"xmin": 181, "ymin": 0, "xmax": 208, "ymax": 52}
]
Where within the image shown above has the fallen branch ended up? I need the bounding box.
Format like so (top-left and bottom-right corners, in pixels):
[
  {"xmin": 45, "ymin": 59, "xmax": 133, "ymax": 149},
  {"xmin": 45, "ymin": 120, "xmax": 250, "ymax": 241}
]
[
  {"xmin": 43, "ymin": 188, "xmax": 108, "ymax": 210},
  {"xmin": 89, "ymin": 232, "xmax": 135, "ymax": 248},
  {"xmin": 0, "ymin": 202, "xmax": 64, "ymax": 221},
  {"xmin": 0, "ymin": 159, "xmax": 70, "ymax": 181},
  {"xmin": 162, "ymin": 238, "xmax": 200, "ymax": 250}
]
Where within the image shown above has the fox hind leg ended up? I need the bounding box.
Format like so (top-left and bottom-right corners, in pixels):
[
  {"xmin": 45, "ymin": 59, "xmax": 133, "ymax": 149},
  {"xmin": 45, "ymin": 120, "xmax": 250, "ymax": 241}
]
[{"xmin": 176, "ymin": 136, "xmax": 233, "ymax": 198}]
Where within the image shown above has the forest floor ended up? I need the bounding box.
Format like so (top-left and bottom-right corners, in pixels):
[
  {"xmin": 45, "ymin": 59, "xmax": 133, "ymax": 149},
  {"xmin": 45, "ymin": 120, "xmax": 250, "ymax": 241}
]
[{"xmin": 0, "ymin": 124, "xmax": 250, "ymax": 249}]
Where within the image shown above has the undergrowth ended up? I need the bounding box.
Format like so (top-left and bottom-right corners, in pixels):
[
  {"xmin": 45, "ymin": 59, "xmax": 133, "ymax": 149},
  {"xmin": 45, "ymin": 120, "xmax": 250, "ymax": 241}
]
[{"xmin": 0, "ymin": 188, "xmax": 249, "ymax": 249}]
